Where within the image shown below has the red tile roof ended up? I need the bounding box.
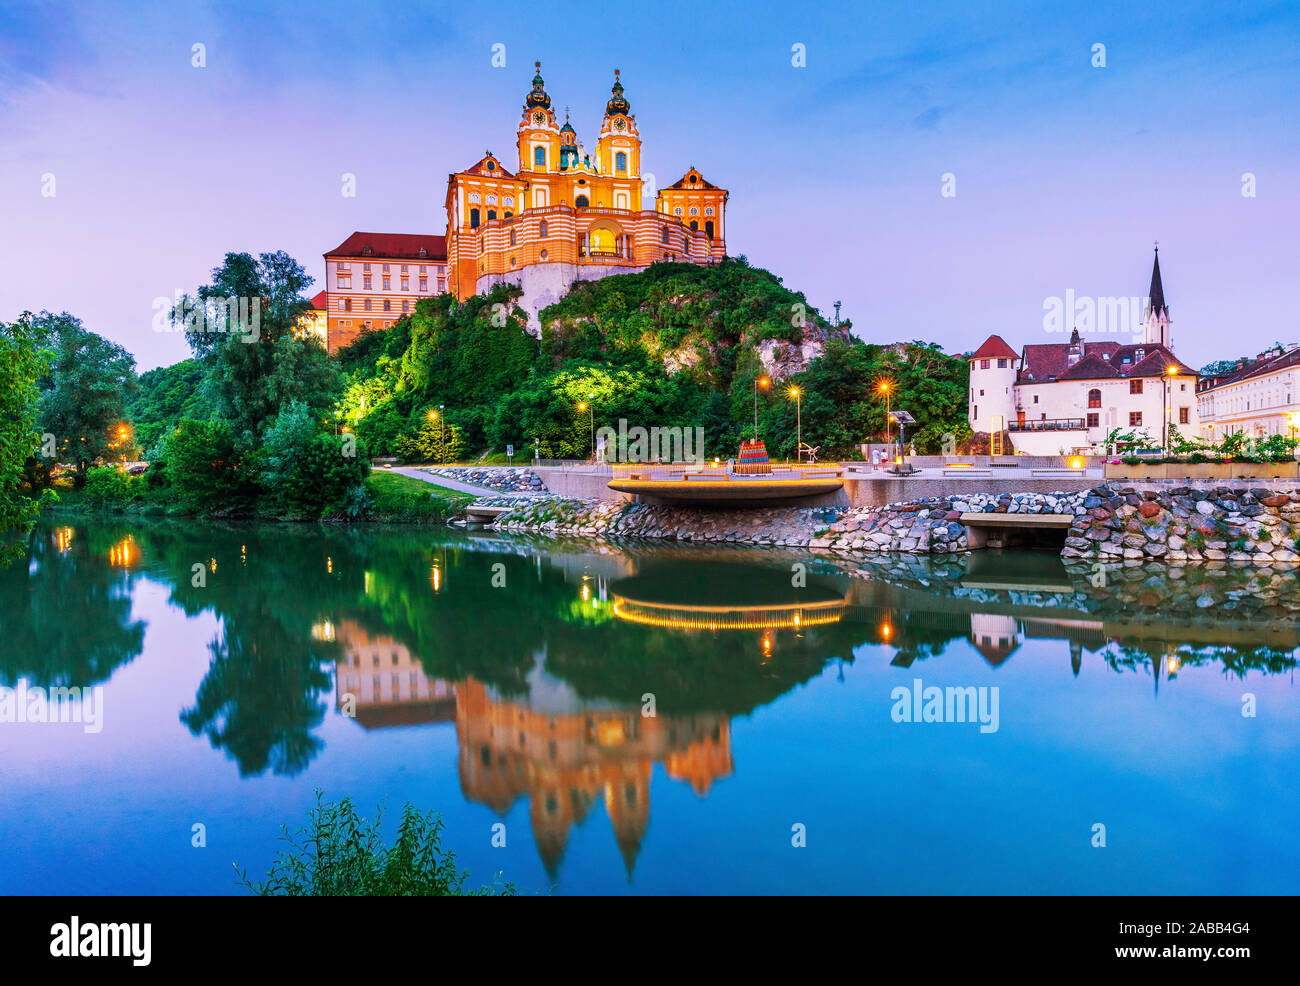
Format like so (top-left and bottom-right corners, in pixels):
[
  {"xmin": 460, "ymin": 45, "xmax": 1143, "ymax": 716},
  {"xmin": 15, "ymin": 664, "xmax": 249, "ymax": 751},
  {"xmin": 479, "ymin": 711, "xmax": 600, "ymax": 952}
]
[
  {"xmin": 969, "ymin": 335, "xmax": 1019, "ymax": 360},
  {"xmin": 1021, "ymin": 341, "xmax": 1121, "ymax": 382},
  {"xmin": 308, "ymin": 290, "xmax": 328, "ymax": 311},
  {"xmin": 1199, "ymin": 347, "xmax": 1300, "ymax": 392},
  {"xmin": 326, "ymin": 232, "xmax": 447, "ymax": 261},
  {"xmin": 668, "ymin": 168, "xmax": 720, "ymax": 190},
  {"xmin": 463, "ymin": 154, "xmax": 516, "ymax": 178},
  {"xmin": 1021, "ymin": 340, "xmax": 1196, "ymax": 382}
]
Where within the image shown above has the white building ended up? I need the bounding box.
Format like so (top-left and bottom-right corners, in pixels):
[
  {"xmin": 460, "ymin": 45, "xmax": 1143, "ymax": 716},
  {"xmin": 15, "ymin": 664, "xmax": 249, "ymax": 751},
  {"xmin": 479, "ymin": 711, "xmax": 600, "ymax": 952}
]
[
  {"xmin": 968, "ymin": 249, "xmax": 1199, "ymax": 455},
  {"xmin": 1196, "ymin": 347, "xmax": 1300, "ymax": 441}
]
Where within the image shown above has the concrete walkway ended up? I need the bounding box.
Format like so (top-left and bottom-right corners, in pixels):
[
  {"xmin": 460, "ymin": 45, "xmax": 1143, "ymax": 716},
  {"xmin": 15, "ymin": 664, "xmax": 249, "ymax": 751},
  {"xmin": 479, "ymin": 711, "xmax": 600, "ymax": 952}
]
[{"xmin": 388, "ymin": 466, "xmax": 493, "ymax": 497}]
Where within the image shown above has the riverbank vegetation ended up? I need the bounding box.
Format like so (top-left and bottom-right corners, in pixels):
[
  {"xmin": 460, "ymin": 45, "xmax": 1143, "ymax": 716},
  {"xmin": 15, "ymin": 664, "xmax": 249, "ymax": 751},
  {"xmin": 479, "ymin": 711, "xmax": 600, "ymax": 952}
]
[
  {"xmin": 237, "ymin": 795, "xmax": 514, "ymax": 896},
  {"xmin": 4, "ymin": 250, "xmax": 972, "ymax": 536}
]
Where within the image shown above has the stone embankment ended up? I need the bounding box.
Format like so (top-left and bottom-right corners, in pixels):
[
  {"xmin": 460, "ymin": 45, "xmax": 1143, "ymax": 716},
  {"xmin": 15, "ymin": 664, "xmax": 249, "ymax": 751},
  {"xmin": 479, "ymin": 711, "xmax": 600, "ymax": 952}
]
[
  {"xmin": 432, "ymin": 467, "xmax": 547, "ymax": 494},
  {"xmin": 486, "ymin": 484, "xmax": 1300, "ymax": 565}
]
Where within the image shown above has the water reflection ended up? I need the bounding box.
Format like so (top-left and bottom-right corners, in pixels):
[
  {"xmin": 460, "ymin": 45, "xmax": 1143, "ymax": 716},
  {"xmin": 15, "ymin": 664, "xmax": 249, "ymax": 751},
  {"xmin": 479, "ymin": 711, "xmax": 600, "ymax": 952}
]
[{"xmin": 2, "ymin": 520, "xmax": 1298, "ymax": 887}]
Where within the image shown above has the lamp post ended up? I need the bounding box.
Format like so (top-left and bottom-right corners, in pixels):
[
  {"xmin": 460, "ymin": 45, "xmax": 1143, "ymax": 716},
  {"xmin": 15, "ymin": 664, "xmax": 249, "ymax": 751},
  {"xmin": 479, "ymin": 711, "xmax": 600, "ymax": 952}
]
[
  {"xmin": 1163, "ymin": 366, "xmax": 1178, "ymax": 450},
  {"xmin": 576, "ymin": 394, "xmax": 594, "ymax": 461},
  {"xmin": 879, "ymin": 380, "xmax": 892, "ymax": 455},
  {"xmin": 789, "ymin": 387, "xmax": 802, "ymax": 463},
  {"xmin": 753, "ymin": 375, "xmax": 770, "ymax": 441},
  {"xmin": 428, "ymin": 407, "xmax": 445, "ymax": 464}
]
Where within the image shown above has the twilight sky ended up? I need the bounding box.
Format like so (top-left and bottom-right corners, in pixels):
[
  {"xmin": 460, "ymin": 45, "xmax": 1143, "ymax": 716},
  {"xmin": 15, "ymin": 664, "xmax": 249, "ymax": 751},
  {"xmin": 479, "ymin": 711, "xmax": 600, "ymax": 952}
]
[{"xmin": 2, "ymin": 0, "xmax": 1297, "ymax": 371}]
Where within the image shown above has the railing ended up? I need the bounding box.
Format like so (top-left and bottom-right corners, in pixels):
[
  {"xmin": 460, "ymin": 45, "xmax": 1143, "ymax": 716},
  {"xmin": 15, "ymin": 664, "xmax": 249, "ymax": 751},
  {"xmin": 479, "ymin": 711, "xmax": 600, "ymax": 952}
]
[{"xmin": 1007, "ymin": 418, "xmax": 1087, "ymax": 432}]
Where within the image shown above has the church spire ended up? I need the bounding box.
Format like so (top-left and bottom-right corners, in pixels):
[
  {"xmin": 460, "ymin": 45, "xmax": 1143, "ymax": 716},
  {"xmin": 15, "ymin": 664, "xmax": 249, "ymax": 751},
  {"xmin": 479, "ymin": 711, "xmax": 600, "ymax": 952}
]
[{"xmin": 1148, "ymin": 242, "xmax": 1168, "ymax": 318}]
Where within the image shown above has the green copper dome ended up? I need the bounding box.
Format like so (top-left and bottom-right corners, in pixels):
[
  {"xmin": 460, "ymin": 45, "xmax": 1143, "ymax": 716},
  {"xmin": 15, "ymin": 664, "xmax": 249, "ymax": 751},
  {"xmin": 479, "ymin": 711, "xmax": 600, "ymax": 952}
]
[
  {"xmin": 525, "ymin": 61, "xmax": 551, "ymax": 110},
  {"xmin": 605, "ymin": 69, "xmax": 630, "ymax": 116}
]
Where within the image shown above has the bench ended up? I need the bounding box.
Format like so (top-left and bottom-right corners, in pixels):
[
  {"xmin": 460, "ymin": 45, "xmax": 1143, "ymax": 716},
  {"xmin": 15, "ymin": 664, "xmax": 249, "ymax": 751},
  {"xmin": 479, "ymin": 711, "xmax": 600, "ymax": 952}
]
[
  {"xmin": 1029, "ymin": 469, "xmax": 1083, "ymax": 477},
  {"xmin": 943, "ymin": 468, "xmax": 992, "ymax": 477}
]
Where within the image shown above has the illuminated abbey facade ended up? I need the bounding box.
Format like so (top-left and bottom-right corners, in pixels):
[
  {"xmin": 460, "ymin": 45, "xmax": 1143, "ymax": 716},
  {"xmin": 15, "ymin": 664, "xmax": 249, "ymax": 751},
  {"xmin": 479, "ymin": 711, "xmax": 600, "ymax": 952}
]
[
  {"xmin": 318, "ymin": 65, "xmax": 729, "ymax": 349},
  {"xmin": 444, "ymin": 64, "xmax": 728, "ymax": 330}
]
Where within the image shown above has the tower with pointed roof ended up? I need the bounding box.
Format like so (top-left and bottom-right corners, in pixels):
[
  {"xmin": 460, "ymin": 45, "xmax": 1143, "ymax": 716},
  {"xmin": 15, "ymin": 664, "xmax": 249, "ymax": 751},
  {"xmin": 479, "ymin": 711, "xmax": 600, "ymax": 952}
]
[
  {"xmin": 595, "ymin": 68, "xmax": 642, "ymax": 182},
  {"xmin": 517, "ymin": 61, "xmax": 560, "ymax": 180},
  {"xmin": 1143, "ymin": 244, "xmax": 1172, "ymax": 349}
]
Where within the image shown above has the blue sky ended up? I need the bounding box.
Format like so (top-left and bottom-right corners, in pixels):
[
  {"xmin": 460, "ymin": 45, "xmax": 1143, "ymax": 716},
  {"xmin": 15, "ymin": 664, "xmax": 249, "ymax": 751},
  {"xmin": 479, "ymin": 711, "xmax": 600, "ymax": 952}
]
[{"xmin": 1, "ymin": 0, "xmax": 1297, "ymax": 369}]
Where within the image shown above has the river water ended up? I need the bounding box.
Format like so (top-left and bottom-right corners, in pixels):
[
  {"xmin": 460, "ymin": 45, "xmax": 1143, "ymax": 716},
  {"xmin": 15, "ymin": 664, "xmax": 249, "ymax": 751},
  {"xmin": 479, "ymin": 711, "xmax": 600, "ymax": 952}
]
[{"xmin": 1, "ymin": 519, "xmax": 1296, "ymax": 894}]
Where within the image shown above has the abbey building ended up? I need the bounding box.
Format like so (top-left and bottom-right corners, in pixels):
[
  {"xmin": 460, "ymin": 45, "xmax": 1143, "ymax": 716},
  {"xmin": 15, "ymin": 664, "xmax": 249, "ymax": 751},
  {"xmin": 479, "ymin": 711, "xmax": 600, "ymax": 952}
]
[{"xmin": 318, "ymin": 65, "xmax": 728, "ymax": 351}]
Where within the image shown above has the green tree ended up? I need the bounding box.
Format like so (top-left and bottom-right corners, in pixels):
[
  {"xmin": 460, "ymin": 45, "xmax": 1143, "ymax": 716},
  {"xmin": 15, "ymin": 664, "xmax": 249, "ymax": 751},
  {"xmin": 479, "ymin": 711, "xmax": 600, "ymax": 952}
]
[
  {"xmin": 0, "ymin": 314, "xmax": 52, "ymax": 565},
  {"xmin": 126, "ymin": 359, "xmax": 209, "ymax": 450},
  {"xmin": 176, "ymin": 251, "xmax": 340, "ymax": 443},
  {"xmin": 32, "ymin": 312, "xmax": 137, "ymax": 483},
  {"xmin": 160, "ymin": 419, "xmax": 252, "ymax": 513}
]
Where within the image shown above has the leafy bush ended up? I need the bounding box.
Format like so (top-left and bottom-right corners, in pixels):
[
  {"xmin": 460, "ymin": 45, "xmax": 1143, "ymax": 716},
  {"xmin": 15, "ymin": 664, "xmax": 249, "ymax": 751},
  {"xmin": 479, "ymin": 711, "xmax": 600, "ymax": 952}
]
[
  {"xmin": 159, "ymin": 419, "xmax": 252, "ymax": 513},
  {"xmin": 236, "ymin": 794, "xmax": 513, "ymax": 896},
  {"xmin": 81, "ymin": 465, "xmax": 142, "ymax": 509}
]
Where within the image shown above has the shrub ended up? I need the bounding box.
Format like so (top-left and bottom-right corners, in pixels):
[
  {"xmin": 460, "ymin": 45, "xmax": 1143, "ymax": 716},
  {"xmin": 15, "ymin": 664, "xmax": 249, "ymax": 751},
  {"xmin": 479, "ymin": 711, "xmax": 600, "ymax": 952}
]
[
  {"xmin": 82, "ymin": 466, "xmax": 141, "ymax": 510},
  {"xmin": 236, "ymin": 794, "xmax": 513, "ymax": 896},
  {"xmin": 161, "ymin": 419, "xmax": 251, "ymax": 513}
]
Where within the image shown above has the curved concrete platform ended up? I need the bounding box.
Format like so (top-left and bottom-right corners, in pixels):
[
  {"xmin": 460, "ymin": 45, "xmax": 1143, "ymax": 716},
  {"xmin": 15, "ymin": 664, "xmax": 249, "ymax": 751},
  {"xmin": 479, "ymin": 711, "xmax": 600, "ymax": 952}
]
[{"xmin": 608, "ymin": 473, "xmax": 844, "ymax": 504}]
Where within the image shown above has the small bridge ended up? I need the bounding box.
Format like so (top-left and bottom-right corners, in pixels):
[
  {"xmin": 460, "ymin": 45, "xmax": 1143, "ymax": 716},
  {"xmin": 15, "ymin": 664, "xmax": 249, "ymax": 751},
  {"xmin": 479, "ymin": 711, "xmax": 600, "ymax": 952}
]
[
  {"xmin": 462, "ymin": 503, "xmax": 514, "ymax": 523},
  {"xmin": 961, "ymin": 512, "xmax": 1073, "ymax": 550}
]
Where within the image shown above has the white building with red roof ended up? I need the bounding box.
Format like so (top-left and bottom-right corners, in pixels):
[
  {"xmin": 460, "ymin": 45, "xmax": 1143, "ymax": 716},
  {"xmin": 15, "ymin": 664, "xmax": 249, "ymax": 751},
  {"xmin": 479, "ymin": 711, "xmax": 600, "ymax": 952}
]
[
  {"xmin": 323, "ymin": 232, "xmax": 449, "ymax": 352},
  {"xmin": 968, "ymin": 249, "xmax": 1200, "ymax": 454}
]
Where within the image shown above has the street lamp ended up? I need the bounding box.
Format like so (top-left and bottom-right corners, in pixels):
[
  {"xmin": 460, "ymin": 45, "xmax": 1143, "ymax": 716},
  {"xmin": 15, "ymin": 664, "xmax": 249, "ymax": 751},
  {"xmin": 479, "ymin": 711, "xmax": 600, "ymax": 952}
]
[
  {"xmin": 576, "ymin": 394, "xmax": 594, "ymax": 460},
  {"xmin": 1163, "ymin": 366, "xmax": 1178, "ymax": 450},
  {"xmin": 753, "ymin": 375, "xmax": 770, "ymax": 441},
  {"xmin": 878, "ymin": 380, "xmax": 893, "ymax": 454},
  {"xmin": 428, "ymin": 406, "xmax": 445, "ymax": 463},
  {"xmin": 789, "ymin": 386, "xmax": 802, "ymax": 463}
]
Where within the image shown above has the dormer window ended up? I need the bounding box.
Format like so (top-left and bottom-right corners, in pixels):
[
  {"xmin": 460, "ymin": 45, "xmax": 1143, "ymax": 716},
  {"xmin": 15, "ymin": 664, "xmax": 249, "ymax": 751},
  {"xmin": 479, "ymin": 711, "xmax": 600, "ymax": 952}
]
[{"xmin": 1135, "ymin": 348, "xmax": 1145, "ymax": 360}]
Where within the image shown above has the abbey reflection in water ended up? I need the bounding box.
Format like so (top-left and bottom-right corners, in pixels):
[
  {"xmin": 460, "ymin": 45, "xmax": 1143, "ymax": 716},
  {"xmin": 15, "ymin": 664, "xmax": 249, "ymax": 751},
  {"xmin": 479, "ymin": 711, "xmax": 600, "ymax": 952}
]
[{"xmin": 2, "ymin": 519, "xmax": 1298, "ymax": 878}]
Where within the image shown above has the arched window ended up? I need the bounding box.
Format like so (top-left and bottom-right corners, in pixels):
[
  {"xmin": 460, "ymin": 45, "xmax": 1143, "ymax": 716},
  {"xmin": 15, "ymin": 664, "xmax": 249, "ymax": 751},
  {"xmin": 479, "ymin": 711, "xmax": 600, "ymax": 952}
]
[
  {"xmin": 661, "ymin": 228, "xmax": 670, "ymax": 244},
  {"xmin": 538, "ymin": 220, "xmax": 548, "ymax": 238},
  {"xmin": 690, "ymin": 220, "xmax": 698, "ymax": 231},
  {"xmin": 487, "ymin": 209, "xmax": 496, "ymax": 221},
  {"xmin": 504, "ymin": 210, "xmax": 512, "ymax": 219},
  {"xmin": 705, "ymin": 220, "xmax": 715, "ymax": 239},
  {"xmin": 575, "ymin": 194, "xmax": 589, "ymax": 208},
  {"xmin": 615, "ymin": 151, "xmax": 627, "ymax": 173},
  {"xmin": 534, "ymin": 146, "xmax": 546, "ymax": 169},
  {"xmin": 1088, "ymin": 389, "xmax": 1102, "ymax": 408},
  {"xmin": 510, "ymin": 229, "xmax": 516, "ymax": 246},
  {"xmin": 470, "ymin": 208, "xmax": 480, "ymax": 229}
]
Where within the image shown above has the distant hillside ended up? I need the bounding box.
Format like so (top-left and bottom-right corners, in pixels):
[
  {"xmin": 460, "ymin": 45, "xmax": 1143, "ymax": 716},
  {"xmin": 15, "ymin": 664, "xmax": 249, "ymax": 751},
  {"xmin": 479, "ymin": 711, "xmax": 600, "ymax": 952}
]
[
  {"xmin": 539, "ymin": 257, "xmax": 852, "ymax": 382},
  {"xmin": 332, "ymin": 259, "xmax": 968, "ymax": 460}
]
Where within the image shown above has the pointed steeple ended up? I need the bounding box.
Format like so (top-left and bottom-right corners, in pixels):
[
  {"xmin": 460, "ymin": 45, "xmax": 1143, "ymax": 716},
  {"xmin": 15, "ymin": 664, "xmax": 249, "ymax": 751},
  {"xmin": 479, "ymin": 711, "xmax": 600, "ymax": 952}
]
[{"xmin": 1148, "ymin": 243, "xmax": 1168, "ymax": 318}]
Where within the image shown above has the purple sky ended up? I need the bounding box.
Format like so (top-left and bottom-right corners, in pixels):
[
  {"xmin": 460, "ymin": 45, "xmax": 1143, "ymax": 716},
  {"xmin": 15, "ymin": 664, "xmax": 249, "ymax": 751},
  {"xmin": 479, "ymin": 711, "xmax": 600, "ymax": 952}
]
[{"xmin": 2, "ymin": 0, "xmax": 1297, "ymax": 371}]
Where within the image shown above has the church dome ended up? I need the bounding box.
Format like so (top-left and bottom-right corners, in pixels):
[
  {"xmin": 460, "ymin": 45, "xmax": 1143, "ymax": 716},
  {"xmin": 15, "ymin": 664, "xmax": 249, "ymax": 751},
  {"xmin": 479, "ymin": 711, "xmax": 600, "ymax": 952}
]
[
  {"xmin": 605, "ymin": 68, "xmax": 630, "ymax": 116},
  {"xmin": 525, "ymin": 61, "xmax": 551, "ymax": 110}
]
